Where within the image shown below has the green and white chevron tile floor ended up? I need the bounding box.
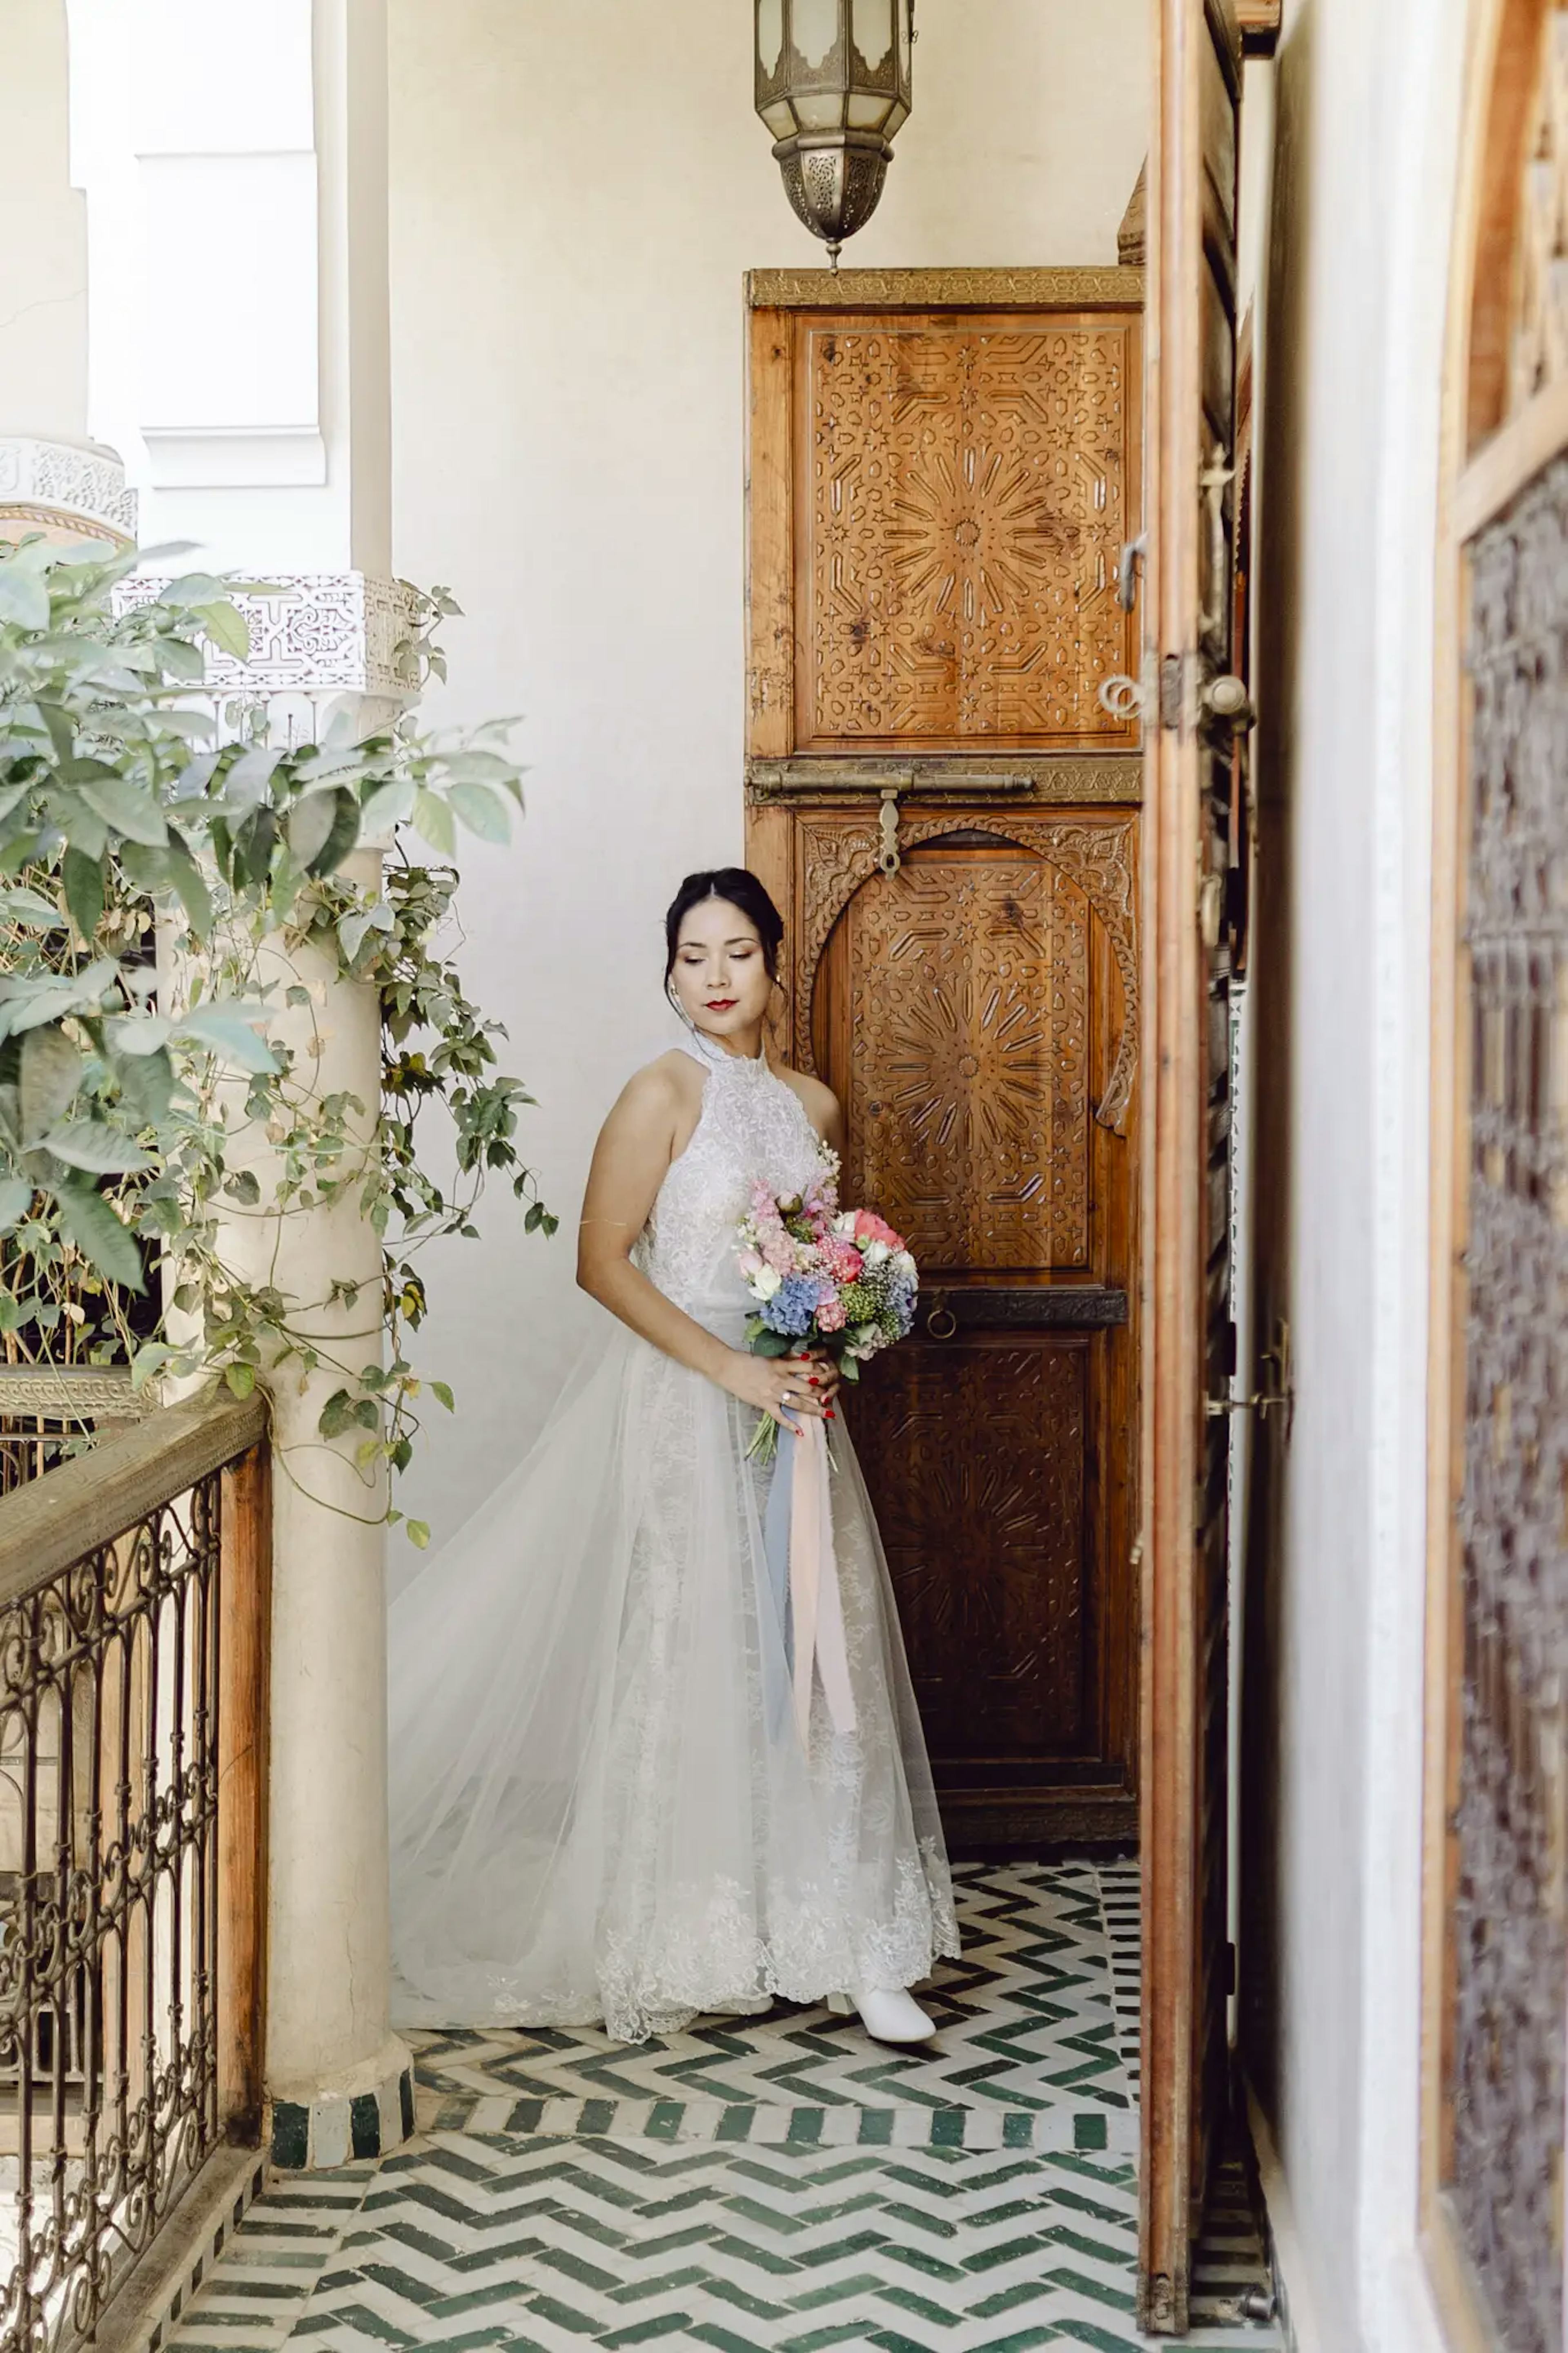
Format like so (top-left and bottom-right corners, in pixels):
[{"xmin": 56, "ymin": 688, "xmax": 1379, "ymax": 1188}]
[{"xmin": 166, "ymin": 1861, "xmax": 1281, "ymax": 2353}]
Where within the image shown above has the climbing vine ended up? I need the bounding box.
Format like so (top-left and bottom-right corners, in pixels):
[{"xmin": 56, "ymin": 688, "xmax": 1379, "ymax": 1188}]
[{"xmin": 0, "ymin": 536, "xmax": 554, "ymax": 1541}]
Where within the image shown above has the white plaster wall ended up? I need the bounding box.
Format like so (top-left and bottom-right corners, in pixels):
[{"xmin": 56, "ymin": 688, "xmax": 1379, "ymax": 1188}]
[
  {"xmin": 386, "ymin": 0, "xmax": 1150, "ymax": 1553},
  {"xmin": 1246, "ymin": 1, "xmax": 1467, "ymax": 2345},
  {"xmin": 0, "ymin": 0, "xmax": 87, "ymax": 440}
]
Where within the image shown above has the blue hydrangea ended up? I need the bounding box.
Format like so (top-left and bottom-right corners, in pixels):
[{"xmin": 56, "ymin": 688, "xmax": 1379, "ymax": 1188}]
[{"xmin": 760, "ymin": 1273, "xmax": 819, "ymax": 1338}]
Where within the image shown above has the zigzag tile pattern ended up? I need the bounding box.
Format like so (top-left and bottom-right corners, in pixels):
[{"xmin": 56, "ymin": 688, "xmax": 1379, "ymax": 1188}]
[
  {"xmin": 410, "ymin": 1865, "xmax": 1131, "ymax": 2143},
  {"xmin": 168, "ymin": 1862, "xmax": 1281, "ymax": 2352}
]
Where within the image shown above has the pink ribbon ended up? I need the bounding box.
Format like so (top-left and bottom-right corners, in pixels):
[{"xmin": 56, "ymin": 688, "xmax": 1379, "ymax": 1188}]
[{"xmin": 790, "ymin": 1415, "xmax": 858, "ymax": 1743}]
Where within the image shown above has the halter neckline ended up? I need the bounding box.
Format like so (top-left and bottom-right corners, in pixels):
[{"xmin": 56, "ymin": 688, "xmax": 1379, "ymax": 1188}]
[{"xmin": 679, "ymin": 1024, "xmax": 769, "ymax": 1072}]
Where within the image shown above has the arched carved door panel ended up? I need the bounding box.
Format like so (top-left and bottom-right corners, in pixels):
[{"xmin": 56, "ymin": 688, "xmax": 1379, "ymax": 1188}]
[{"xmin": 806, "ymin": 824, "xmax": 1138, "ymax": 1844}]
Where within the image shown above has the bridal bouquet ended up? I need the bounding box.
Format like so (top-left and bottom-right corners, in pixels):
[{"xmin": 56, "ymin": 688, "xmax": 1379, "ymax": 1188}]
[{"xmin": 735, "ymin": 1155, "xmax": 918, "ymax": 1456}]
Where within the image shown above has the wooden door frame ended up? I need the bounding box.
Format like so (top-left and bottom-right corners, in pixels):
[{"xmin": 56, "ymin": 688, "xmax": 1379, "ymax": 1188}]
[
  {"xmin": 1420, "ymin": 0, "xmax": 1567, "ymax": 2337},
  {"xmin": 1139, "ymin": 0, "xmax": 1243, "ymax": 2323}
]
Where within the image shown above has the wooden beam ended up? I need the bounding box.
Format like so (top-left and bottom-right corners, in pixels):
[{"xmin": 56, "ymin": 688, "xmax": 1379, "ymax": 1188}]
[
  {"xmin": 0, "ymin": 1390, "xmax": 268, "ymax": 1602},
  {"xmin": 745, "ymin": 266, "xmax": 1144, "ymax": 311}
]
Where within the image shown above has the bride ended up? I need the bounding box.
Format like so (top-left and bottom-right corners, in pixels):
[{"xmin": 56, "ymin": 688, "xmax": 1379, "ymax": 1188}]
[{"xmin": 388, "ymin": 868, "xmax": 958, "ymax": 2044}]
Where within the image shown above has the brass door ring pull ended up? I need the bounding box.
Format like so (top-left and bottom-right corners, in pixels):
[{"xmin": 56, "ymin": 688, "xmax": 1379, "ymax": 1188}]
[{"xmin": 925, "ymin": 1302, "xmax": 958, "ymax": 1340}]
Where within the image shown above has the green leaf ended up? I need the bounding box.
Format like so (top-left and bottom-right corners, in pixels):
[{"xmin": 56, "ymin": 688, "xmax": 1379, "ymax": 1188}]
[
  {"xmin": 0, "ymin": 887, "xmax": 67, "ymax": 930},
  {"xmin": 162, "ymin": 827, "xmax": 213, "ymax": 935},
  {"xmin": 430, "ymin": 1379, "xmax": 455, "ymax": 1412},
  {"xmin": 62, "ymin": 846, "xmax": 105, "ymax": 941},
  {"xmin": 113, "ymin": 1044, "xmax": 175, "ymax": 1125},
  {"xmin": 0, "ymin": 1176, "xmax": 33, "ymax": 1233},
  {"xmin": 224, "ymin": 1362, "xmax": 256, "ymax": 1399},
  {"xmin": 41, "ymin": 1119, "xmax": 154, "ymax": 1174},
  {"xmin": 307, "ymin": 789, "xmax": 361, "ymax": 877},
  {"xmin": 174, "ymin": 1005, "xmax": 277, "ymax": 1073},
  {"xmin": 53, "ymin": 1182, "xmax": 144, "ymax": 1291},
  {"xmin": 220, "ymin": 745, "xmax": 282, "ymax": 807},
  {"xmin": 412, "ymin": 789, "xmax": 456, "ymax": 858},
  {"xmin": 130, "ymin": 1342, "xmax": 177, "ymax": 1390},
  {"xmin": 78, "ymin": 774, "xmax": 169, "ymax": 847},
  {"xmin": 406, "ymin": 1520, "xmax": 431, "ymax": 1550},
  {"xmin": 159, "ymin": 571, "xmax": 225, "ymax": 607},
  {"xmin": 0, "ymin": 563, "xmax": 50, "ymax": 629},
  {"xmin": 318, "ymin": 1388, "xmax": 358, "ymax": 1439},
  {"xmin": 286, "ymin": 787, "xmax": 340, "ymax": 871},
  {"xmin": 192, "ymin": 600, "xmax": 252, "ymax": 659},
  {"xmin": 107, "ymin": 1011, "xmax": 172, "ymax": 1056},
  {"xmin": 447, "ymin": 781, "xmax": 512, "ymax": 844},
  {"xmin": 358, "ymin": 780, "xmax": 415, "ymax": 836},
  {"xmin": 19, "ymin": 1026, "xmax": 81, "ymax": 1145},
  {"xmin": 38, "ymin": 701, "xmax": 75, "ymax": 764},
  {"xmin": 223, "ymin": 1167, "xmax": 261, "ymax": 1205}
]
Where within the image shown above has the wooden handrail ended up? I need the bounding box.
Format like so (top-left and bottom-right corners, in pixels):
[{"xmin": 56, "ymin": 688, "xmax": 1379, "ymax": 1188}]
[{"xmin": 0, "ymin": 1388, "xmax": 268, "ymax": 1605}]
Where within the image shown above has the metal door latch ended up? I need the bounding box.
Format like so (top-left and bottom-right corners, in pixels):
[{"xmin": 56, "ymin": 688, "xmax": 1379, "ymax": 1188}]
[{"xmin": 1206, "ymin": 1319, "xmax": 1294, "ymax": 1434}]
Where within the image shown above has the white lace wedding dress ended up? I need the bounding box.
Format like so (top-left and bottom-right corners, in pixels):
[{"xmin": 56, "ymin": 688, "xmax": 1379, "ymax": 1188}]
[{"xmin": 388, "ymin": 1030, "xmax": 958, "ymax": 2041}]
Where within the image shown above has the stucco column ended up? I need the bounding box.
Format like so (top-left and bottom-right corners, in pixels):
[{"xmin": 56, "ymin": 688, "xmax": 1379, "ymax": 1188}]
[{"xmin": 212, "ymin": 836, "xmax": 410, "ymax": 2168}]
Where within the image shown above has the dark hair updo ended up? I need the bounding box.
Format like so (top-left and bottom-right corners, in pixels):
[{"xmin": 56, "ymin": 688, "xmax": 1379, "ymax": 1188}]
[{"xmin": 663, "ymin": 868, "xmax": 785, "ymax": 984}]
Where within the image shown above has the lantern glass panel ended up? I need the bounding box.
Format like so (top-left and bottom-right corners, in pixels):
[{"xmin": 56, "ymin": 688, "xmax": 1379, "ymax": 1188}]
[
  {"xmin": 792, "ymin": 0, "xmax": 842, "ymax": 70},
  {"xmin": 896, "ymin": 0, "xmax": 912, "ymax": 87},
  {"xmin": 884, "ymin": 96, "xmax": 908, "ymax": 136},
  {"xmin": 852, "ymin": 0, "xmax": 893, "ymax": 68},
  {"xmin": 793, "ymin": 88, "xmax": 848, "ymax": 128},
  {"xmin": 757, "ymin": 0, "xmax": 784, "ymax": 76},
  {"xmin": 761, "ymin": 96, "xmax": 797, "ymax": 136},
  {"xmin": 848, "ymin": 89, "xmax": 892, "ymax": 127}
]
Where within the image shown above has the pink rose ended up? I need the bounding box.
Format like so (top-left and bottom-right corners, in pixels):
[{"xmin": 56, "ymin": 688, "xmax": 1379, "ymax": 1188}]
[
  {"xmin": 852, "ymin": 1209, "xmax": 905, "ymax": 1251},
  {"xmin": 737, "ymin": 1249, "xmax": 764, "ymax": 1278}
]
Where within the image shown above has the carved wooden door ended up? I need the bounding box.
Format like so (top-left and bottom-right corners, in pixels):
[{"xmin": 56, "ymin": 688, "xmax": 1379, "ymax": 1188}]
[
  {"xmin": 745, "ymin": 267, "xmax": 1146, "ymax": 1849},
  {"xmin": 806, "ymin": 814, "xmax": 1138, "ymax": 1845},
  {"xmin": 1139, "ymin": 0, "xmax": 1245, "ymax": 2330}
]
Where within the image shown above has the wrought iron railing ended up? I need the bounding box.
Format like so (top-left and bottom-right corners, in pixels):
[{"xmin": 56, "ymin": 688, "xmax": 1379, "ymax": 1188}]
[{"xmin": 0, "ymin": 1393, "xmax": 270, "ymax": 2353}]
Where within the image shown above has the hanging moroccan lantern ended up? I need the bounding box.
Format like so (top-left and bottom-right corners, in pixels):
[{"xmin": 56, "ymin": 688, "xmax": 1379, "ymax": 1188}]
[{"xmin": 755, "ymin": 0, "xmax": 913, "ymax": 264}]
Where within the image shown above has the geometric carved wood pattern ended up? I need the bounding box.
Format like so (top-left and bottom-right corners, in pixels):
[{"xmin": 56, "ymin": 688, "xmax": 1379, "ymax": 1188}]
[
  {"xmin": 848, "ymin": 1336, "xmax": 1091, "ymax": 1764},
  {"xmin": 798, "ymin": 317, "xmax": 1139, "ymax": 751},
  {"xmin": 796, "ymin": 812, "xmax": 1138, "ymax": 1133},
  {"xmin": 837, "ymin": 851, "xmax": 1092, "ymax": 1273}
]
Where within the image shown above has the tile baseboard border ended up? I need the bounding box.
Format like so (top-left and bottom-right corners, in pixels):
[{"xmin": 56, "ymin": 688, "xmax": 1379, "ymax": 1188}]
[
  {"xmin": 270, "ymin": 2058, "xmax": 415, "ymax": 2171},
  {"xmin": 96, "ymin": 2143, "xmax": 267, "ymax": 2353}
]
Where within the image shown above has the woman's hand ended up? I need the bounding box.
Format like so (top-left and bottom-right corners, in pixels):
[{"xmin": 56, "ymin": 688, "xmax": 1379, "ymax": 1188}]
[{"xmin": 722, "ymin": 1349, "xmax": 836, "ymax": 1434}]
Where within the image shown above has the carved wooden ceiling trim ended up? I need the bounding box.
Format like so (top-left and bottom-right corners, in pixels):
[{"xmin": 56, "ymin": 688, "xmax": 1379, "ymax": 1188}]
[
  {"xmin": 747, "ymin": 267, "xmax": 1144, "ymax": 311},
  {"xmin": 795, "ymin": 812, "xmax": 1138, "ymax": 1132}
]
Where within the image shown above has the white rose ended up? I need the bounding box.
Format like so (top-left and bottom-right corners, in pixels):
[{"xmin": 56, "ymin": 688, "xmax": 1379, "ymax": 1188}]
[
  {"xmin": 833, "ymin": 1211, "xmax": 857, "ymax": 1240},
  {"xmin": 894, "ymin": 1250, "xmax": 917, "ymax": 1278},
  {"xmin": 753, "ymin": 1265, "xmax": 783, "ymax": 1300},
  {"xmin": 863, "ymin": 1238, "xmax": 890, "ymax": 1265}
]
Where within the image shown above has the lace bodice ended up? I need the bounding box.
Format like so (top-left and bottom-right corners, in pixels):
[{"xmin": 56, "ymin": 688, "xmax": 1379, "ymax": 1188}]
[{"xmin": 638, "ymin": 1036, "xmax": 827, "ymax": 1318}]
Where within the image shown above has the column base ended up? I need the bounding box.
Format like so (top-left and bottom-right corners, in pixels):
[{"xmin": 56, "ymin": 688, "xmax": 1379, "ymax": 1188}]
[{"xmin": 268, "ymin": 2034, "xmax": 416, "ymax": 2170}]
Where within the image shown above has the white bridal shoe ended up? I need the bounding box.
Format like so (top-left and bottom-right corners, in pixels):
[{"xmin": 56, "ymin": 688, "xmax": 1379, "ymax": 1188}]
[{"xmin": 828, "ymin": 1986, "xmax": 937, "ymax": 2043}]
